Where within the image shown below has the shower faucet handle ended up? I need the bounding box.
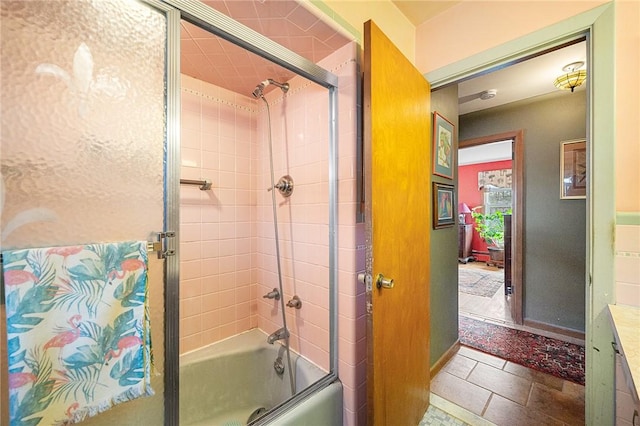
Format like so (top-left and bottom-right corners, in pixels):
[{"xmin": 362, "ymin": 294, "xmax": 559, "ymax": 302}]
[
  {"xmin": 267, "ymin": 175, "xmax": 294, "ymax": 197},
  {"xmin": 263, "ymin": 288, "xmax": 280, "ymax": 300},
  {"xmin": 286, "ymin": 295, "xmax": 302, "ymax": 309}
]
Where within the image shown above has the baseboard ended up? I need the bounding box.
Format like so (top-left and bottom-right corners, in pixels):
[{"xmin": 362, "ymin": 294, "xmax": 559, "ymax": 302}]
[
  {"xmin": 430, "ymin": 340, "xmax": 460, "ymax": 379},
  {"xmin": 523, "ymin": 319, "xmax": 585, "ymax": 342}
]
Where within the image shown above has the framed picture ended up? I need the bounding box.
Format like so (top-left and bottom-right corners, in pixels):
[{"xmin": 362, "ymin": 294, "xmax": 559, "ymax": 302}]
[
  {"xmin": 433, "ymin": 182, "xmax": 455, "ymax": 229},
  {"xmin": 432, "ymin": 111, "xmax": 455, "ymax": 179},
  {"xmin": 560, "ymin": 139, "xmax": 586, "ymax": 199}
]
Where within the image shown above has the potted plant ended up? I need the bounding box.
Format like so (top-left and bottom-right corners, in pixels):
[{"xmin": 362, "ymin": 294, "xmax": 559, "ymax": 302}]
[{"xmin": 471, "ymin": 208, "xmax": 511, "ymax": 267}]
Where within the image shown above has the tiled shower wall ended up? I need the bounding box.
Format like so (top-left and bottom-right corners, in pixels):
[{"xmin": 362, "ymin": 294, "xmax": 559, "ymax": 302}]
[
  {"xmin": 254, "ymin": 41, "xmax": 367, "ymax": 425},
  {"xmin": 328, "ymin": 43, "xmax": 367, "ymax": 426},
  {"xmin": 179, "ymin": 75, "xmax": 258, "ymax": 353},
  {"xmin": 254, "ymin": 76, "xmax": 332, "ymax": 369},
  {"xmin": 615, "ymin": 218, "xmax": 640, "ymax": 307},
  {"xmin": 179, "ymin": 41, "xmax": 366, "ymax": 425}
]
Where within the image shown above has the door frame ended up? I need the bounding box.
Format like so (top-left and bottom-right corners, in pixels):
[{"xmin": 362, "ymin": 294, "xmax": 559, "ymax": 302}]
[
  {"xmin": 426, "ymin": 4, "xmax": 616, "ymax": 422},
  {"xmin": 459, "ymin": 130, "xmax": 524, "ymax": 325},
  {"xmin": 154, "ymin": 1, "xmax": 181, "ymax": 425}
]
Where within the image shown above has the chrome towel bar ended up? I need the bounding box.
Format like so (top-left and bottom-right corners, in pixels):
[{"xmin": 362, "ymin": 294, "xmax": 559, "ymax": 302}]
[
  {"xmin": 180, "ymin": 179, "xmax": 212, "ymax": 190},
  {"xmin": 0, "ymin": 235, "xmax": 173, "ymax": 264},
  {"xmin": 0, "ymin": 234, "xmax": 175, "ymax": 304}
]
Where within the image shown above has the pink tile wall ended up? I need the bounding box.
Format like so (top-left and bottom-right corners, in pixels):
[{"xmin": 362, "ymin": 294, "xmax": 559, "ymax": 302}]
[
  {"xmin": 180, "ymin": 42, "xmax": 364, "ymax": 425},
  {"xmin": 327, "ymin": 44, "xmax": 367, "ymax": 426},
  {"xmin": 253, "ymin": 42, "xmax": 365, "ymax": 426},
  {"xmin": 179, "ymin": 74, "xmax": 258, "ymax": 354},
  {"xmin": 254, "ymin": 76, "xmax": 333, "ymax": 370}
]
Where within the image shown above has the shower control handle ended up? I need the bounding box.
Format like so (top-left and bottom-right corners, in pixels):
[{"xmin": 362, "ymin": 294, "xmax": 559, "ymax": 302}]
[
  {"xmin": 267, "ymin": 175, "xmax": 294, "ymax": 197},
  {"xmin": 263, "ymin": 288, "xmax": 280, "ymax": 300},
  {"xmin": 286, "ymin": 295, "xmax": 302, "ymax": 309},
  {"xmin": 376, "ymin": 273, "xmax": 394, "ymax": 290}
]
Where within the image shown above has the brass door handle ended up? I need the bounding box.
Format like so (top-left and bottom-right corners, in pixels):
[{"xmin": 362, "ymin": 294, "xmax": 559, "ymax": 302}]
[{"xmin": 376, "ymin": 273, "xmax": 394, "ymax": 289}]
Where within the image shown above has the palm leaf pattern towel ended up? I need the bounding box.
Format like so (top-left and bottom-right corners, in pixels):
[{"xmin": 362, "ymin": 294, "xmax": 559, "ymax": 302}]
[{"xmin": 2, "ymin": 241, "xmax": 154, "ymax": 425}]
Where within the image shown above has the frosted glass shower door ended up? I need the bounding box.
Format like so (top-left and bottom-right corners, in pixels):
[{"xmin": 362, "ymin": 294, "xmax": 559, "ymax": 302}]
[{"xmin": 1, "ymin": 1, "xmax": 172, "ymax": 424}]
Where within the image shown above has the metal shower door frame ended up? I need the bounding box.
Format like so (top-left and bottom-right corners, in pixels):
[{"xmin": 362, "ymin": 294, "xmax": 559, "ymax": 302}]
[
  {"xmin": 138, "ymin": 1, "xmax": 181, "ymax": 425},
  {"xmin": 159, "ymin": 1, "xmax": 340, "ymax": 424}
]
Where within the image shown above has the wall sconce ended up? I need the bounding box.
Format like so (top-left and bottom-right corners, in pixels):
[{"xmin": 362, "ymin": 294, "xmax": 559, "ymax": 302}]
[
  {"xmin": 553, "ymin": 61, "xmax": 587, "ymax": 93},
  {"xmin": 458, "ymin": 202, "xmax": 471, "ymax": 224}
]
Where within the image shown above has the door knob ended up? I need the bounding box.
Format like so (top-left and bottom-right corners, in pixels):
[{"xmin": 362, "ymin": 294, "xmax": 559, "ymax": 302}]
[{"xmin": 376, "ymin": 273, "xmax": 394, "ymax": 289}]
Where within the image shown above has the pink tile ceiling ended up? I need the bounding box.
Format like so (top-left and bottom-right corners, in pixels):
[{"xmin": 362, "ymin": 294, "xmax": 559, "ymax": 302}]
[{"xmin": 181, "ymin": 0, "xmax": 350, "ymax": 97}]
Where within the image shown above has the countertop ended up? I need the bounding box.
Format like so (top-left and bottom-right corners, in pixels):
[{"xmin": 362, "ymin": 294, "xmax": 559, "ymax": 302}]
[{"xmin": 608, "ymin": 304, "xmax": 640, "ymax": 400}]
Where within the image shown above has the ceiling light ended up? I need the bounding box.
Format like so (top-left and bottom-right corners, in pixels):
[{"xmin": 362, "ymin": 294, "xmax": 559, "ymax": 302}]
[{"xmin": 554, "ymin": 61, "xmax": 587, "ymax": 92}]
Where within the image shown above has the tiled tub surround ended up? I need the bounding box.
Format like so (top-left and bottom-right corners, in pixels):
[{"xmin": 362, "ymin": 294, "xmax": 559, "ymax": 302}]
[
  {"xmin": 179, "ymin": 42, "xmax": 364, "ymax": 425},
  {"xmin": 254, "ymin": 75, "xmax": 333, "ymax": 371},
  {"xmin": 180, "ymin": 74, "xmax": 259, "ymax": 353}
]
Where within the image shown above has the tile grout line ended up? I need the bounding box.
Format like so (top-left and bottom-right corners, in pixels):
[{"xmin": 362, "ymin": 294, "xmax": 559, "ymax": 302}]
[
  {"xmin": 480, "ymin": 391, "xmax": 495, "ymax": 418},
  {"xmin": 525, "ymin": 379, "xmax": 535, "ymax": 408},
  {"xmin": 465, "ymin": 358, "xmax": 479, "ymax": 380}
]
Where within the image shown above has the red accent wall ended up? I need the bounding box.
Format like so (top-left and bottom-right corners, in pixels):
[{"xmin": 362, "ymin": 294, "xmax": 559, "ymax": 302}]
[{"xmin": 458, "ymin": 160, "xmax": 512, "ymax": 261}]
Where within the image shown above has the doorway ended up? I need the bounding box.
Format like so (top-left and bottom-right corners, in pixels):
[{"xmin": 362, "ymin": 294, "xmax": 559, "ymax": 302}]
[
  {"xmin": 451, "ymin": 37, "xmax": 591, "ymax": 337},
  {"xmin": 458, "ymin": 138, "xmax": 517, "ymax": 326},
  {"xmin": 458, "ymin": 132, "xmax": 524, "ymax": 326},
  {"xmin": 431, "ymin": 33, "xmax": 594, "ymax": 423}
]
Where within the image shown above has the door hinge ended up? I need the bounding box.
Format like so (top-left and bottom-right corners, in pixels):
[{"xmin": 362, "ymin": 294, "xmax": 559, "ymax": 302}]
[{"xmin": 154, "ymin": 231, "xmax": 176, "ymax": 259}]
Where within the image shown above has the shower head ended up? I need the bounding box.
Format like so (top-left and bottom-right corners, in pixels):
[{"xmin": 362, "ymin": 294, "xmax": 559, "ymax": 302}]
[{"xmin": 251, "ymin": 78, "xmax": 290, "ymax": 98}]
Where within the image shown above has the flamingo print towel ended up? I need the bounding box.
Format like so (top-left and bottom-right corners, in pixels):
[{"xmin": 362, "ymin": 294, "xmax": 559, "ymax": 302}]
[{"xmin": 2, "ymin": 241, "xmax": 154, "ymax": 425}]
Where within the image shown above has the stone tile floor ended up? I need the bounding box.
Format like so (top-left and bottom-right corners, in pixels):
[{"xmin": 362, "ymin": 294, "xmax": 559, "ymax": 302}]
[{"xmin": 426, "ymin": 345, "xmax": 585, "ymax": 426}]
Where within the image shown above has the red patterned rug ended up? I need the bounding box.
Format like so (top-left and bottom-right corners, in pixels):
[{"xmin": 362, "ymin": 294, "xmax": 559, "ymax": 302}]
[{"xmin": 459, "ymin": 315, "xmax": 585, "ymax": 385}]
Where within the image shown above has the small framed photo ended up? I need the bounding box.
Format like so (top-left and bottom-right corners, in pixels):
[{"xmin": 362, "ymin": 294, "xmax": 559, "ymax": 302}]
[
  {"xmin": 560, "ymin": 139, "xmax": 586, "ymax": 199},
  {"xmin": 432, "ymin": 111, "xmax": 455, "ymax": 180},
  {"xmin": 433, "ymin": 182, "xmax": 455, "ymax": 229}
]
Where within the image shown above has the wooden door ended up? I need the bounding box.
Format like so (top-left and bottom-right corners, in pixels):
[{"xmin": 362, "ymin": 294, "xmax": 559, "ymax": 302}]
[{"xmin": 363, "ymin": 20, "xmax": 431, "ymax": 426}]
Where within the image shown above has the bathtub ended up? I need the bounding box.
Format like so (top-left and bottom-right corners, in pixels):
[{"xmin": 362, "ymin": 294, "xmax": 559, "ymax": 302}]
[{"xmin": 179, "ymin": 329, "xmax": 343, "ymax": 425}]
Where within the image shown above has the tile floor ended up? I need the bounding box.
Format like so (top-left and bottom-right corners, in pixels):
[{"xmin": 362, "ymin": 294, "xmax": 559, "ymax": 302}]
[
  {"xmin": 429, "ymin": 345, "xmax": 585, "ymax": 426},
  {"xmin": 429, "ymin": 262, "xmax": 586, "ymax": 424}
]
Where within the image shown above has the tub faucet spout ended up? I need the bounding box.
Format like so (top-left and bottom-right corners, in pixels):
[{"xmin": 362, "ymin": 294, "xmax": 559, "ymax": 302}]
[{"xmin": 267, "ymin": 327, "xmax": 289, "ymax": 344}]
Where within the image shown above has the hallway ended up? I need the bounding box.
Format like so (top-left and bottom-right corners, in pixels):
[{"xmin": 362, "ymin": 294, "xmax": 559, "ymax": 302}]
[{"xmin": 448, "ymin": 263, "xmax": 586, "ymax": 425}]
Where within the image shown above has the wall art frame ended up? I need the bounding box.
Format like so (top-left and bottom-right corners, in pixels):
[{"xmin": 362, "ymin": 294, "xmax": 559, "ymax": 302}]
[
  {"xmin": 432, "ymin": 111, "xmax": 455, "ymax": 180},
  {"xmin": 433, "ymin": 182, "xmax": 456, "ymax": 229}
]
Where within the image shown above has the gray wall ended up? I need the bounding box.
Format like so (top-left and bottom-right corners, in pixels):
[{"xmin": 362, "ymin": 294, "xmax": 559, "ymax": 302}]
[
  {"xmin": 459, "ymin": 91, "xmax": 587, "ymax": 332},
  {"xmin": 430, "ymin": 85, "xmax": 460, "ymax": 366}
]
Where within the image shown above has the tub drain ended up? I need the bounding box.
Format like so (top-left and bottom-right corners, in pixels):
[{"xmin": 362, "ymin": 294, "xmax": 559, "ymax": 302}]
[{"xmin": 247, "ymin": 407, "xmax": 267, "ymax": 423}]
